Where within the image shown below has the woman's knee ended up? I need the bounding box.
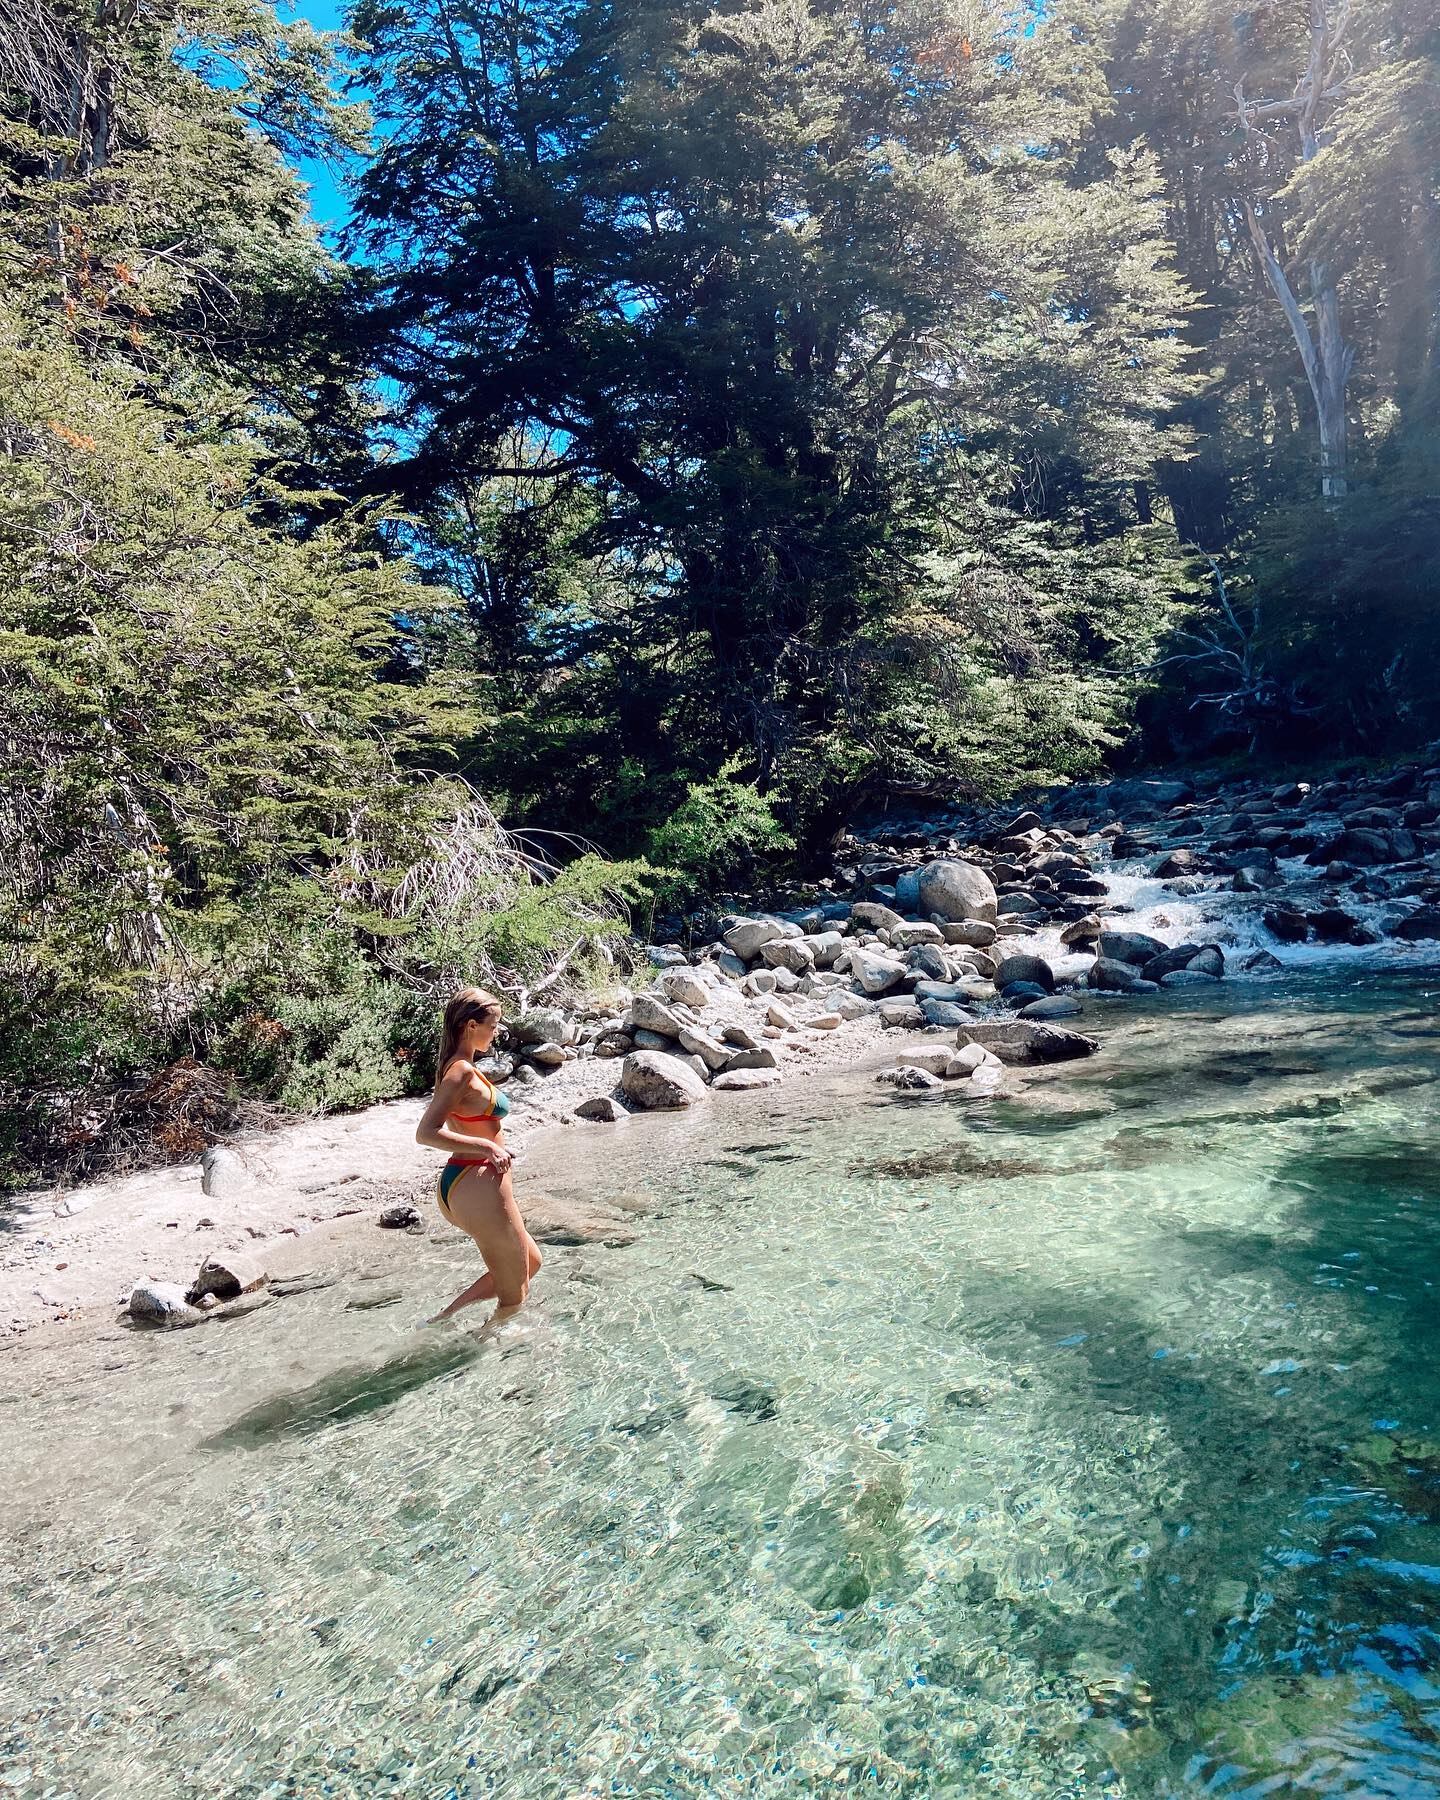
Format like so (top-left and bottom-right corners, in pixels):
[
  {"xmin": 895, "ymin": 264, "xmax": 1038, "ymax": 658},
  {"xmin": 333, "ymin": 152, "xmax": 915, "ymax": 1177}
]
[{"xmin": 496, "ymin": 1276, "xmax": 529, "ymax": 1309}]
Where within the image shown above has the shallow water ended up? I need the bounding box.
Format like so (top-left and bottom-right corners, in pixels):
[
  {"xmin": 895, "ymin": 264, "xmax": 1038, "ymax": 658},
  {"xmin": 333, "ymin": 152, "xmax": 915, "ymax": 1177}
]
[{"xmin": 7, "ymin": 971, "xmax": 1440, "ymax": 1798}]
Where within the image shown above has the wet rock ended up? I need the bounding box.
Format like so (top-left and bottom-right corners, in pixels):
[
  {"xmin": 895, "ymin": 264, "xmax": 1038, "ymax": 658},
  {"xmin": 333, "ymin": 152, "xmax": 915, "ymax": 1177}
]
[
  {"xmin": 1139, "ymin": 943, "xmax": 1201, "ymax": 981},
  {"xmin": 1272, "ymin": 782, "xmax": 1310, "ymax": 807},
  {"xmin": 1308, "ymin": 906, "xmax": 1372, "ymax": 944},
  {"xmin": 1000, "ymin": 980, "xmax": 1048, "ymax": 1004},
  {"xmin": 1233, "ymin": 865, "xmax": 1283, "ymax": 893},
  {"xmin": 1392, "ymin": 907, "xmax": 1440, "ymax": 940},
  {"xmin": 1051, "ymin": 870, "xmax": 1109, "ymax": 898},
  {"xmin": 1060, "ymin": 915, "xmax": 1103, "ymax": 946},
  {"xmin": 1151, "ymin": 849, "xmax": 1199, "ymax": 878},
  {"xmin": 1158, "ymin": 969, "xmax": 1219, "ymax": 988},
  {"xmin": 188, "ymin": 1251, "xmax": 268, "ymax": 1301},
  {"xmin": 1090, "ymin": 956, "xmax": 1159, "ymax": 993},
  {"xmin": 575, "ymin": 1095, "xmax": 627, "ymax": 1122},
  {"xmin": 997, "ymin": 892, "xmax": 1039, "ymax": 915},
  {"xmin": 919, "ymin": 1000, "xmax": 975, "ymax": 1028},
  {"xmin": 938, "ymin": 919, "xmax": 998, "ymax": 948},
  {"xmin": 999, "ymin": 808, "xmax": 1044, "ymax": 837},
  {"xmin": 993, "ymin": 951, "xmax": 1055, "ymax": 993},
  {"xmin": 1188, "ymin": 945, "xmax": 1225, "ymax": 977},
  {"xmin": 1239, "ymin": 949, "xmax": 1285, "ymax": 973},
  {"xmin": 1308, "ymin": 828, "xmax": 1394, "ymax": 867},
  {"xmin": 377, "ymin": 1203, "xmax": 422, "ymax": 1230},
  {"xmin": 1107, "ymin": 778, "xmax": 1194, "ymax": 812},
  {"xmin": 621, "ymin": 1051, "xmax": 709, "ymax": 1110},
  {"xmin": 1263, "ymin": 904, "xmax": 1310, "ymax": 943},
  {"xmin": 127, "ymin": 1281, "xmax": 205, "ymax": 1328},
  {"xmin": 916, "ymin": 859, "xmax": 998, "ymax": 926},
  {"xmin": 876, "ymin": 1065, "xmax": 944, "ymax": 1090},
  {"xmin": 1097, "ymin": 930, "xmax": 1168, "ymax": 967},
  {"xmin": 1018, "ymin": 995, "xmax": 1083, "ymax": 1020},
  {"xmin": 957, "ymin": 1022, "xmax": 1100, "ymax": 1064},
  {"xmin": 912, "ymin": 978, "xmax": 972, "ymax": 1005}
]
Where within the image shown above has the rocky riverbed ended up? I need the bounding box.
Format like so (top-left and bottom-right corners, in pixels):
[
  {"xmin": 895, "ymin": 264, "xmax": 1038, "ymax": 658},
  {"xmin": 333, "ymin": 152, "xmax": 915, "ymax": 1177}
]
[{"xmin": 8, "ymin": 756, "xmax": 1440, "ymax": 1340}]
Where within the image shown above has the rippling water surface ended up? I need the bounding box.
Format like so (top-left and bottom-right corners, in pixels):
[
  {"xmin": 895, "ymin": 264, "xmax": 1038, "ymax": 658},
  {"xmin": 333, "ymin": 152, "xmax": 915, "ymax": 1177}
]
[{"xmin": 7, "ymin": 971, "xmax": 1440, "ymax": 1798}]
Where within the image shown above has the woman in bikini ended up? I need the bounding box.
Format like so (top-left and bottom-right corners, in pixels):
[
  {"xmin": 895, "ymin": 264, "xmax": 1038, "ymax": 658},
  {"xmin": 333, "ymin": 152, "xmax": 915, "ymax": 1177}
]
[{"xmin": 415, "ymin": 987, "xmax": 542, "ymax": 1322}]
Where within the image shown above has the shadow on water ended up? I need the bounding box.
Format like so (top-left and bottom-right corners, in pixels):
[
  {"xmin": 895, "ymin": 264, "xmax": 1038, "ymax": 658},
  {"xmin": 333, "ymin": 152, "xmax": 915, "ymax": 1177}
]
[{"xmin": 200, "ymin": 1333, "xmax": 483, "ymax": 1451}]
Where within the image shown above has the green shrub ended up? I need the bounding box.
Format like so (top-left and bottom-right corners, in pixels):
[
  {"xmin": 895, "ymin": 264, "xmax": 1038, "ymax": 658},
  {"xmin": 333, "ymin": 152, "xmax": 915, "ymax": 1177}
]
[{"xmin": 644, "ymin": 760, "xmax": 793, "ymax": 904}]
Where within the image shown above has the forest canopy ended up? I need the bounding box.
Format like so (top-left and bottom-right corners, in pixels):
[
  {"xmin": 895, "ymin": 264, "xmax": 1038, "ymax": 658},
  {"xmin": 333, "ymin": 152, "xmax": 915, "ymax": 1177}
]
[{"xmin": 1, "ymin": 0, "xmax": 1435, "ymax": 1177}]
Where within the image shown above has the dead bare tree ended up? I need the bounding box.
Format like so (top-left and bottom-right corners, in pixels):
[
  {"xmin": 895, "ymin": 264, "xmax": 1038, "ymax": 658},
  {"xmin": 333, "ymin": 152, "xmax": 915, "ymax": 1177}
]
[{"xmin": 1235, "ymin": 0, "xmax": 1357, "ymax": 499}]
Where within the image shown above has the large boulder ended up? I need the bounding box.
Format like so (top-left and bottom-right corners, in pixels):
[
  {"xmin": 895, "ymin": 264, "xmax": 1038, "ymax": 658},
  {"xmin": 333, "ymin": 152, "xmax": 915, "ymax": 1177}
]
[
  {"xmin": 200, "ymin": 1145, "xmax": 252, "ymax": 1199},
  {"xmin": 917, "ymin": 859, "xmax": 998, "ymax": 926},
  {"xmin": 801, "ymin": 930, "xmax": 846, "ymax": 968},
  {"xmin": 850, "ymin": 901, "xmax": 906, "ymax": 932},
  {"xmin": 957, "ymin": 1022, "xmax": 1100, "ymax": 1064},
  {"xmin": 760, "ymin": 937, "xmax": 816, "ymax": 974},
  {"xmin": 1097, "ymin": 930, "xmax": 1168, "ymax": 968},
  {"xmin": 1392, "ymin": 908, "xmax": 1440, "ymax": 940},
  {"xmin": 993, "ymin": 951, "xmax": 1055, "ymax": 993},
  {"xmin": 1151, "ymin": 849, "xmax": 1199, "ymax": 879},
  {"xmin": 1140, "ymin": 943, "xmax": 1202, "ymax": 981},
  {"xmin": 620, "ymin": 1051, "xmax": 709, "ymax": 1110}
]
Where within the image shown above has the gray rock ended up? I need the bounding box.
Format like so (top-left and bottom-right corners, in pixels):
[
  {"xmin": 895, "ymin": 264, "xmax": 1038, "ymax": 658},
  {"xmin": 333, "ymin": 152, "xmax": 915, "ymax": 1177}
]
[
  {"xmin": 939, "ymin": 919, "xmax": 998, "ymax": 948},
  {"xmin": 1152, "ymin": 849, "xmax": 1199, "ymax": 878},
  {"xmin": 646, "ymin": 945, "xmax": 691, "ymax": 969},
  {"xmin": 724, "ymin": 917, "xmax": 798, "ymax": 960},
  {"xmin": 723, "ymin": 1046, "xmax": 781, "ymax": 1073},
  {"xmin": 1139, "ymin": 944, "xmax": 1201, "ymax": 981},
  {"xmin": 377, "ymin": 1203, "xmax": 422, "ymax": 1229},
  {"xmin": 1060, "ymin": 915, "xmax": 1103, "ymax": 946},
  {"xmin": 658, "ymin": 968, "xmax": 711, "ymax": 1010},
  {"xmin": 947, "ymin": 1043, "xmax": 991, "ymax": 1075},
  {"xmin": 575, "ymin": 1095, "xmax": 627, "ymax": 1122},
  {"xmin": 1188, "ymin": 945, "xmax": 1225, "ymax": 978},
  {"xmin": 127, "ymin": 1281, "xmax": 206, "ymax": 1328},
  {"xmin": 891, "ymin": 921, "xmax": 946, "ymax": 949},
  {"xmin": 741, "ymin": 969, "xmax": 779, "ymax": 996},
  {"xmin": 1106, "ymin": 777, "xmax": 1194, "ymax": 811},
  {"xmin": 627, "ymin": 993, "xmax": 686, "ymax": 1038},
  {"xmin": 713, "ymin": 1067, "xmax": 783, "ymax": 1090},
  {"xmin": 526, "ymin": 1041, "xmax": 569, "ymax": 1068},
  {"xmin": 919, "ymin": 1000, "xmax": 975, "ymax": 1027},
  {"xmin": 1159, "ymin": 969, "xmax": 1220, "ymax": 987},
  {"xmin": 200, "ymin": 1145, "xmax": 250, "ymax": 1199},
  {"xmin": 765, "ymin": 1000, "xmax": 800, "ymax": 1030},
  {"xmin": 891, "ymin": 1046, "xmax": 954, "ymax": 1076},
  {"xmin": 621, "ymin": 1051, "xmax": 709, "ymax": 1110},
  {"xmin": 1018, "ymin": 995, "xmax": 1083, "ymax": 1020},
  {"xmin": 997, "ymin": 892, "xmax": 1039, "ymax": 915},
  {"xmin": 188, "ymin": 1251, "xmax": 267, "ymax": 1301},
  {"xmin": 849, "ymin": 949, "xmax": 909, "ymax": 995},
  {"xmin": 876, "ymin": 1065, "xmax": 944, "ymax": 1090},
  {"xmin": 721, "ymin": 1023, "xmax": 761, "ymax": 1050},
  {"xmin": 994, "ymin": 951, "xmax": 1055, "ymax": 993},
  {"xmin": 678, "ymin": 1025, "xmax": 731, "ymax": 1072},
  {"xmin": 877, "ymin": 998, "xmax": 924, "ymax": 1028},
  {"xmin": 1239, "ymin": 949, "xmax": 1285, "ymax": 973},
  {"xmin": 771, "ymin": 966, "xmax": 802, "ymax": 994},
  {"xmin": 632, "ymin": 1027, "xmax": 672, "ymax": 1051},
  {"xmin": 1392, "ymin": 907, "xmax": 1440, "ymax": 940},
  {"xmin": 715, "ymin": 950, "xmax": 748, "ymax": 979},
  {"xmin": 957, "ymin": 1022, "xmax": 1100, "ymax": 1064},
  {"xmin": 760, "ymin": 937, "xmax": 816, "ymax": 974},
  {"xmin": 801, "ymin": 930, "xmax": 846, "ymax": 968},
  {"xmin": 593, "ymin": 1031, "xmax": 635, "ymax": 1058},
  {"xmin": 850, "ymin": 901, "xmax": 907, "ymax": 931},
  {"xmin": 1097, "ymin": 930, "xmax": 1168, "ymax": 967},
  {"xmin": 894, "ymin": 869, "xmax": 923, "ymax": 912},
  {"xmin": 912, "ymin": 978, "xmax": 971, "ymax": 1004},
  {"xmin": 907, "ymin": 943, "xmax": 951, "ymax": 981},
  {"xmin": 917, "ymin": 859, "xmax": 999, "ymax": 926},
  {"xmin": 1090, "ymin": 956, "xmax": 1157, "ymax": 992},
  {"xmin": 510, "ymin": 1007, "xmax": 578, "ymax": 1047},
  {"xmin": 831, "ymin": 990, "xmax": 877, "ymax": 1020}
]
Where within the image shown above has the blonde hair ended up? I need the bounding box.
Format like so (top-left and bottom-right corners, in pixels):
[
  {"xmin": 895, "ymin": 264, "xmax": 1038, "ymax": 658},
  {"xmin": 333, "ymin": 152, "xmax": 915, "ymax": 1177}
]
[{"xmin": 437, "ymin": 986, "xmax": 504, "ymax": 1080}]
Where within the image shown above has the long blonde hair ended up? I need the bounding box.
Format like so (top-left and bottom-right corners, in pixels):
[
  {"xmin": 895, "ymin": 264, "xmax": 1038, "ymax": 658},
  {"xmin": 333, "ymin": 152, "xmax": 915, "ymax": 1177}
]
[{"xmin": 437, "ymin": 986, "xmax": 504, "ymax": 1080}]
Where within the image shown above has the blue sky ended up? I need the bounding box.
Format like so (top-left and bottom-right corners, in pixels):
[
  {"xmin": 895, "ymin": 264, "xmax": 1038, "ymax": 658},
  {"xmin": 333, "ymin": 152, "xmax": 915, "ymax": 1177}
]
[{"xmin": 287, "ymin": 0, "xmax": 356, "ymax": 240}]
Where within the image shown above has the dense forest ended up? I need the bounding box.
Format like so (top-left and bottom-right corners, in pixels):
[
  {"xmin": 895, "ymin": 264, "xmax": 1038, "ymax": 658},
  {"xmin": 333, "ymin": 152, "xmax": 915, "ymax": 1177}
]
[{"xmin": 1, "ymin": 0, "xmax": 1435, "ymax": 1180}]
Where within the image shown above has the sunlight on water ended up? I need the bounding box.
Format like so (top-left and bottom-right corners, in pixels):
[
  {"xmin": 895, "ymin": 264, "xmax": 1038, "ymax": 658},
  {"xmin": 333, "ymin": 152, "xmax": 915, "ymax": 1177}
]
[{"xmin": 6, "ymin": 971, "xmax": 1440, "ymax": 1797}]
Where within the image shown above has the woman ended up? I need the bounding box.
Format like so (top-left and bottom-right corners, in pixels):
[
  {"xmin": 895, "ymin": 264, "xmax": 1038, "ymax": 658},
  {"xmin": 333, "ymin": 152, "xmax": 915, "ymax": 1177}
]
[{"xmin": 415, "ymin": 987, "xmax": 542, "ymax": 1322}]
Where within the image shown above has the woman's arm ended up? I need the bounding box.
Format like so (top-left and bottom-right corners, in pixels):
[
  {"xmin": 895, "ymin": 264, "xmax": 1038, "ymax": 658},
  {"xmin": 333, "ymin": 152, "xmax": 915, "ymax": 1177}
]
[{"xmin": 415, "ymin": 1070, "xmax": 501, "ymax": 1158}]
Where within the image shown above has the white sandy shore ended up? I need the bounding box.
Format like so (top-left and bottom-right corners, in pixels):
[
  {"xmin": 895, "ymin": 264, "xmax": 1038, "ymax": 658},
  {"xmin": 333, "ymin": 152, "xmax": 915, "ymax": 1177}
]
[{"xmin": 1, "ymin": 1008, "xmax": 888, "ymax": 1340}]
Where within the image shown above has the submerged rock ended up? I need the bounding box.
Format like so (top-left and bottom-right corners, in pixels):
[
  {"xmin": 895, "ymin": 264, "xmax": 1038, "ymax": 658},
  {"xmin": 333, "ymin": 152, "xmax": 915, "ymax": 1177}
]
[
  {"xmin": 876, "ymin": 1065, "xmax": 944, "ymax": 1090},
  {"xmin": 713, "ymin": 1067, "xmax": 782, "ymax": 1090},
  {"xmin": 957, "ymin": 1022, "xmax": 1100, "ymax": 1065},
  {"xmin": 1019, "ymin": 995, "xmax": 1084, "ymax": 1020},
  {"xmin": 127, "ymin": 1281, "xmax": 206, "ymax": 1328}
]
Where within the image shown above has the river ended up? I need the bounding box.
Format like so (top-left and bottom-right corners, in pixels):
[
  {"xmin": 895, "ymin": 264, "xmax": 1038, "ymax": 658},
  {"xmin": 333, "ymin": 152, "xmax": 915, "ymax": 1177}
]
[{"xmin": 5, "ymin": 959, "xmax": 1440, "ymax": 1796}]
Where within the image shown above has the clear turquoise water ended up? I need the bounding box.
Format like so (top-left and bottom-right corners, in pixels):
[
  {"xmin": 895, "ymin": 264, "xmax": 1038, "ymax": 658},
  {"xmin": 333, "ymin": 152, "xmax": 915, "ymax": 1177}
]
[{"xmin": 6, "ymin": 970, "xmax": 1440, "ymax": 1797}]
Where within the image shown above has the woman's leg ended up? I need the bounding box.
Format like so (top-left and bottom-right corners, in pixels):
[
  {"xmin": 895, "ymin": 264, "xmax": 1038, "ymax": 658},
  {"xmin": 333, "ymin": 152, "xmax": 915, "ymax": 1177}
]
[{"xmin": 433, "ymin": 1166, "xmax": 541, "ymax": 1319}]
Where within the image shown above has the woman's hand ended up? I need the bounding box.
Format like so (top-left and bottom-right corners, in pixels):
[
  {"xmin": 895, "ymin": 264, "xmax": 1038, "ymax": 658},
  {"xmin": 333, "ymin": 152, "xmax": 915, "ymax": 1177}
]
[{"xmin": 482, "ymin": 1142, "xmax": 515, "ymax": 1176}]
